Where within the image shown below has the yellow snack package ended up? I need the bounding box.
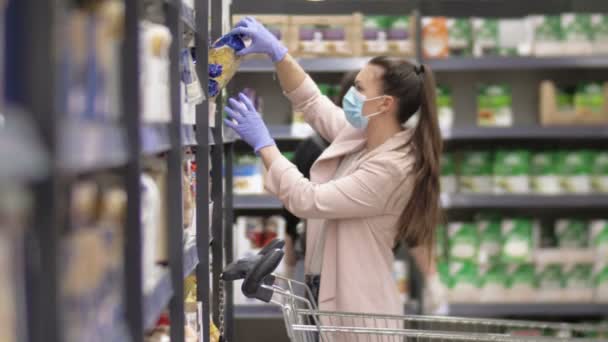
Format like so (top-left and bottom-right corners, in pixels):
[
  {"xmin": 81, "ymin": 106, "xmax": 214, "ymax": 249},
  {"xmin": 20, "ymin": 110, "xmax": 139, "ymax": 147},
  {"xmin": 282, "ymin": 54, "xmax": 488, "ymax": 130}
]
[{"xmin": 209, "ymin": 33, "xmax": 245, "ymax": 98}]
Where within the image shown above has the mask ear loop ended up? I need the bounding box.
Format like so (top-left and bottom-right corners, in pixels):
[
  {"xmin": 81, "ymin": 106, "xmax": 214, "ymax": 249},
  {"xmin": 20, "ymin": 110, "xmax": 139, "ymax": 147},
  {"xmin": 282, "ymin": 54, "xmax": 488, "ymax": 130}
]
[{"xmin": 362, "ymin": 95, "xmax": 389, "ymax": 119}]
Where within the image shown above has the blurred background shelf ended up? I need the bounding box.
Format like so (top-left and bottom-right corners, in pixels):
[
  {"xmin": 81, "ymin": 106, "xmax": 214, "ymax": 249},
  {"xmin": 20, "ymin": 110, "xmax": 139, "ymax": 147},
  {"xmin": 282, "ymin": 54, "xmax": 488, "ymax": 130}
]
[
  {"xmin": 426, "ymin": 56, "xmax": 608, "ymax": 71},
  {"xmin": 448, "ymin": 303, "xmax": 608, "ymax": 318},
  {"xmin": 240, "ymin": 57, "xmax": 373, "ymax": 73},
  {"xmin": 180, "ymin": 1, "xmax": 196, "ymax": 32},
  {"xmin": 59, "ymin": 120, "xmax": 128, "ymax": 174},
  {"xmin": 0, "ymin": 112, "xmax": 48, "ymax": 181},
  {"xmin": 239, "ymin": 125, "xmax": 608, "ymax": 144},
  {"xmin": 235, "ymin": 304, "xmax": 283, "ymax": 319},
  {"xmin": 234, "ymin": 193, "xmax": 608, "ymax": 211},
  {"xmin": 442, "ymin": 194, "xmax": 608, "ymax": 211}
]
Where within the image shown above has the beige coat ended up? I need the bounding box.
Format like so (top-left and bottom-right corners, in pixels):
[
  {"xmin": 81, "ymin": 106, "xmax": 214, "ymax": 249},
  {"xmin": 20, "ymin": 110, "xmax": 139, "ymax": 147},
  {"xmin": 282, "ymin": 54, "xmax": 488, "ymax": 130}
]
[{"xmin": 264, "ymin": 75, "xmax": 415, "ymax": 317}]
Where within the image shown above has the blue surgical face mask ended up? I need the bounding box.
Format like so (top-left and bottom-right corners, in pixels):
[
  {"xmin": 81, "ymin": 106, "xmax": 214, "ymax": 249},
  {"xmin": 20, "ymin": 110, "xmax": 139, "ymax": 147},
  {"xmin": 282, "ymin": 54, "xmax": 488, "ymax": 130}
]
[{"xmin": 342, "ymin": 86, "xmax": 385, "ymax": 129}]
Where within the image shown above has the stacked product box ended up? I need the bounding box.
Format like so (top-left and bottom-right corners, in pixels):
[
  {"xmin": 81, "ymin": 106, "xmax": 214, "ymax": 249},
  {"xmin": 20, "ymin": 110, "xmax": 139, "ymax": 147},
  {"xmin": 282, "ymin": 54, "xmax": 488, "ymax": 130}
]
[
  {"xmin": 437, "ymin": 215, "xmax": 607, "ymax": 303},
  {"xmin": 441, "ymin": 149, "xmax": 608, "ymax": 195}
]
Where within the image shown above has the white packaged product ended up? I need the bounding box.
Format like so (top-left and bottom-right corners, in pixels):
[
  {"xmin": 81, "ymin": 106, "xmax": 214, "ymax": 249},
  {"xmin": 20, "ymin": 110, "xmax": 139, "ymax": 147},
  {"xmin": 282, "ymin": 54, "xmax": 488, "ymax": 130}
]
[
  {"xmin": 592, "ymin": 152, "xmax": 608, "ymax": 193},
  {"xmin": 448, "ymin": 222, "xmax": 479, "ymax": 261},
  {"xmin": 531, "ymin": 152, "xmax": 561, "ymax": 195},
  {"xmin": 140, "ymin": 173, "xmax": 162, "ymax": 292},
  {"xmin": 140, "ymin": 21, "xmax": 172, "ymax": 123},
  {"xmin": 592, "ymin": 14, "xmax": 608, "ymax": 55}
]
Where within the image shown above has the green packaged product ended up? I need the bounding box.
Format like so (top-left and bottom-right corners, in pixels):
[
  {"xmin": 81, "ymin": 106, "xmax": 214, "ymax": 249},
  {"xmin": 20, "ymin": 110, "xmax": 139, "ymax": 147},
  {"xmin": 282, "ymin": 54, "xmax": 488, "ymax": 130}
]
[
  {"xmin": 557, "ymin": 150, "xmax": 593, "ymax": 194},
  {"xmin": 387, "ymin": 16, "xmax": 412, "ymax": 55},
  {"xmin": 531, "ymin": 152, "xmax": 561, "ymax": 194},
  {"xmin": 592, "ymin": 14, "xmax": 608, "ymax": 55},
  {"xmin": 590, "ymin": 220, "xmax": 608, "ymax": 259},
  {"xmin": 592, "ymin": 151, "xmax": 608, "ymax": 192},
  {"xmin": 472, "ymin": 18, "xmax": 498, "ymax": 57},
  {"xmin": 449, "ymin": 261, "xmax": 480, "ymax": 301},
  {"xmin": 555, "ymin": 219, "xmax": 588, "ymax": 248},
  {"xmin": 448, "ymin": 222, "xmax": 479, "ymax": 261},
  {"xmin": 493, "ymin": 150, "xmax": 531, "ymax": 194},
  {"xmin": 447, "ymin": 18, "xmax": 473, "ymax": 56},
  {"xmin": 440, "ymin": 152, "xmax": 458, "ymax": 193},
  {"xmin": 459, "ymin": 151, "xmax": 493, "ymax": 193},
  {"xmin": 437, "ymin": 85, "xmax": 454, "ymax": 130},
  {"xmin": 563, "ymin": 263, "xmax": 593, "ymax": 301},
  {"xmin": 594, "ymin": 264, "xmax": 608, "ymax": 302},
  {"xmin": 575, "ymin": 83, "xmax": 605, "ymax": 120},
  {"xmin": 437, "ymin": 261, "xmax": 451, "ymax": 287},
  {"xmin": 478, "ymin": 218, "xmax": 502, "ymax": 264},
  {"xmin": 501, "ymin": 218, "xmax": 534, "ymax": 263},
  {"xmin": 363, "ymin": 16, "xmax": 390, "ymax": 55},
  {"xmin": 508, "ymin": 263, "xmax": 537, "ymax": 302},
  {"xmin": 477, "ymin": 84, "xmax": 513, "ymax": 127},
  {"xmin": 561, "ymin": 14, "xmax": 594, "ymax": 55},
  {"xmin": 538, "ymin": 263, "xmax": 564, "ymax": 302},
  {"xmin": 479, "ymin": 263, "xmax": 509, "ymax": 302},
  {"xmin": 533, "ymin": 15, "xmax": 563, "ymax": 56}
]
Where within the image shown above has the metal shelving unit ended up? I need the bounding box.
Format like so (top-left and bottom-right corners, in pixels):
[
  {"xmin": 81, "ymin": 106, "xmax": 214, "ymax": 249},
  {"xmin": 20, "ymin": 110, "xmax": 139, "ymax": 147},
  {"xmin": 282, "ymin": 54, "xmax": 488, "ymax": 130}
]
[
  {"xmin": 240, "ymin": 57, "xmax": 373, "ymax": 73},
  {"xmin": 7, "ymin": 0, "xmax": 221, "ymax": 341}
]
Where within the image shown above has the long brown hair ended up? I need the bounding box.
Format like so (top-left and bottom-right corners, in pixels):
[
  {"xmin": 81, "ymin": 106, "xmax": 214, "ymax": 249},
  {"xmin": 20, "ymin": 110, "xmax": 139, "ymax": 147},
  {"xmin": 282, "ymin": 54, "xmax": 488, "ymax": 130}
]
[{"xmin": 369, "ymin": 56, "xmax": 443, "ymax": 254}]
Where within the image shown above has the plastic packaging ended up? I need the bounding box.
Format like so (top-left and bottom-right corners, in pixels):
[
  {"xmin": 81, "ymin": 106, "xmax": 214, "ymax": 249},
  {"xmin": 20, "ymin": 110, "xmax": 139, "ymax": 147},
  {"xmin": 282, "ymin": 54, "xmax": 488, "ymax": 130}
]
[
  {"xmin": 493, "ymin": 150, "xmax": 530, "ymax": 194},
  {"xmin": 208, "ymin": 33, "xmax": 245, "ymax": 98},
  {"xmin": 459, "ymin": 151, "xmax": 493, "ymax": 193}
]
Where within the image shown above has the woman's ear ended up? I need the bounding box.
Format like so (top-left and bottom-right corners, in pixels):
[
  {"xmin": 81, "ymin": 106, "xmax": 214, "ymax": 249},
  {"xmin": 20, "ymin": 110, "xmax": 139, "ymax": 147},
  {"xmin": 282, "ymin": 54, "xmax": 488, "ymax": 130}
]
[{"xmin": 380, "ymin": 96, "xmax": 395, "ymax": 113}]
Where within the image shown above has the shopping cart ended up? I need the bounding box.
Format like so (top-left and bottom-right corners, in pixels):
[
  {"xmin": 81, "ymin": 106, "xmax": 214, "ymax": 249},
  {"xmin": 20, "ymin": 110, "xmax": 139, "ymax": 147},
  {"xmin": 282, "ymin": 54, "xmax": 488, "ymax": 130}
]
[{"xmin": 221, "ymin": 239, "xmax": 608, "ymax": 342}]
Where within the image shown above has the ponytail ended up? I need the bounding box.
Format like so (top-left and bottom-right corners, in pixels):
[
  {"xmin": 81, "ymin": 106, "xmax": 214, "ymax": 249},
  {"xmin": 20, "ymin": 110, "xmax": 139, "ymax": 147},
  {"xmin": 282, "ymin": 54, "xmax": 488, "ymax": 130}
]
[
  {"xmin": 398, "ymin": 65, "xmax": 442, "ymax": 254},
  {"xmin": 369, "ymin": 57, "xmax": 443, "ymax": 256}
]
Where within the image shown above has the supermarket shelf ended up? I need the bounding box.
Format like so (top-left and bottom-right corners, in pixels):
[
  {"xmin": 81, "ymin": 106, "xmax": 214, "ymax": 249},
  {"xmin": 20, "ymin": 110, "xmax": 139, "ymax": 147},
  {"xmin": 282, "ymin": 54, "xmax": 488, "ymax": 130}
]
[
  {"xmin": 442, "ymin": 194, "xmax": 608, "ymax": 211},
  {"xmin": 448, "ymin": 303, "xmax": 608, "ymax": 318},
  {"xmin": 141, "ymin": 123, "xmax": 171, "ymax": 155},
  {"xmin": 240, "ymin": 57, "xmax": 373, "ymax": 73},
  {"xmin": 59, "ymin": 120, "xmax": 128, "ymax": 174},
  {"xmin": 243, "ymin": 125, "xmax": 608, "ymax": 144},
  {"xmin": 143, "ymin": 242, "xmax": 200, "ymax": 330},
  {"xmin": 443, "ymin": 126, "xmax": 608, "ymax": 141},
  {"xmin": 234, "ymin": 194, "xmax": 282, "ymax": 210},
  {"xmin": 427, "ymin": 56, "xmax": 608, "ymax": 71},
  {"xmin": 235, "ymin": 194, "xmax": 608, "ymax": 211}
]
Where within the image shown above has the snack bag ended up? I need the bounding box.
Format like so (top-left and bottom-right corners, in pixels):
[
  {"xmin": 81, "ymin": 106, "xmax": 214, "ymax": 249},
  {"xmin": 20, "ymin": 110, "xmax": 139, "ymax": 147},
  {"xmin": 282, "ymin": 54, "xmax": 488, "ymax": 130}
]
[{"xmin": 209, "ymin": 33, "xmax": 245, "ymax": 98}]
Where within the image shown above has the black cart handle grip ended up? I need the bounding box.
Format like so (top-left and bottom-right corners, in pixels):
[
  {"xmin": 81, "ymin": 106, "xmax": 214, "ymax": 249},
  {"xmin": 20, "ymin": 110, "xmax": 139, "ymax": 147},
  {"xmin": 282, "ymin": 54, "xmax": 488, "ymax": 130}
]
[
  {"xmin": 242, "ymin": 249, "xmax": 284, "ymax": 302},
  {"xmin": 220, "ymin": 239, "xmax": 285, "ymax": 281}
]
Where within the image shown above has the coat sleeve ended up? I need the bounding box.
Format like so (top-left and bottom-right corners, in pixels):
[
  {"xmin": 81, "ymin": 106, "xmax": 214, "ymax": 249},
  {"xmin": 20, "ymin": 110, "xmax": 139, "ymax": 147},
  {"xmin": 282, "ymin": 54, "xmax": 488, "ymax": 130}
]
[
  {"xmin": 284, "ymin": 75, "xmax": 348, "ymax": 143},
  {"xmin": 264, "ymin": 155, "xmax": 406, "ymax": 220}
]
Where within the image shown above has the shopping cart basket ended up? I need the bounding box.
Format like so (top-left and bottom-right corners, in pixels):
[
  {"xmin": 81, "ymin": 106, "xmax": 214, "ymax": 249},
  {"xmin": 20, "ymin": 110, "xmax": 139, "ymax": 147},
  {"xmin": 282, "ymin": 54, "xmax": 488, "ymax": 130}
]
[{"xmin": 221, "ymin": 239, "xmax": 608, "ymax": 342}]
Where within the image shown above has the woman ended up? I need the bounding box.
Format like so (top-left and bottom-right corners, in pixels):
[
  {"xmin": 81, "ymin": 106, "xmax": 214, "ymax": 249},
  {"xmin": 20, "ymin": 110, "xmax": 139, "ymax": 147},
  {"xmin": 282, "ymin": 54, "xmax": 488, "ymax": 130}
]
[{"xmin": 225, "ymin": 17, "xmax": 442, "ymax": 317}]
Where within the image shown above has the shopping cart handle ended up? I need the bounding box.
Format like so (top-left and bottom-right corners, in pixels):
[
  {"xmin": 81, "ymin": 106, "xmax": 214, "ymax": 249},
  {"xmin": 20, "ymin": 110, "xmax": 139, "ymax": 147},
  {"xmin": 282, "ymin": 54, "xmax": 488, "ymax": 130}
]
[
  {"xmin": 242, "ymin": 248, "xmax": 284, "ymax": 303},
  {"xmin": 220, "ymin": 239, "xmax": 285, "ymax": 281}
]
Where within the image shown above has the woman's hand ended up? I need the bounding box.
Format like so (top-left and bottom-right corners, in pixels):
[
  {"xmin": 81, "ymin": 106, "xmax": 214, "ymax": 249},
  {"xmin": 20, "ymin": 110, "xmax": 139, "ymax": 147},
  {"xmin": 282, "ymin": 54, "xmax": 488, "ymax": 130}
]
[
  {"xmin": 230, "ymin": 17, "xmax": 288, "ymax": 63},
  {"xmin": 224, "ymin": 93, "xmax": 276, "ymax": 153}
]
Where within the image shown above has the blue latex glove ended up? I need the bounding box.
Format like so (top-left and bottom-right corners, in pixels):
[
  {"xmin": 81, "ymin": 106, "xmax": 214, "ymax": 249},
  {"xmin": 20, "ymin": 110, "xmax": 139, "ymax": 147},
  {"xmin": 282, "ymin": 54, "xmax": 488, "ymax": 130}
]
[
  {"xmin": 229, "ymin": 17, "xmax": 288, "ymax": 63},
  {"xmin": 224, "ymin": 93, "xmax": 276, "ymax": 153}
]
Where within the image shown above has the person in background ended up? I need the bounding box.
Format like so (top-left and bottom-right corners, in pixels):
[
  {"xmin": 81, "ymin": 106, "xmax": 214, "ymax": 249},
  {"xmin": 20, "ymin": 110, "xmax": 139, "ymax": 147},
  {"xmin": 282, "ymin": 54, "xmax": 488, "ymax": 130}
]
[{"xmin": 225, "ymin": 17, "xmax": 444, "ymax": 318}]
